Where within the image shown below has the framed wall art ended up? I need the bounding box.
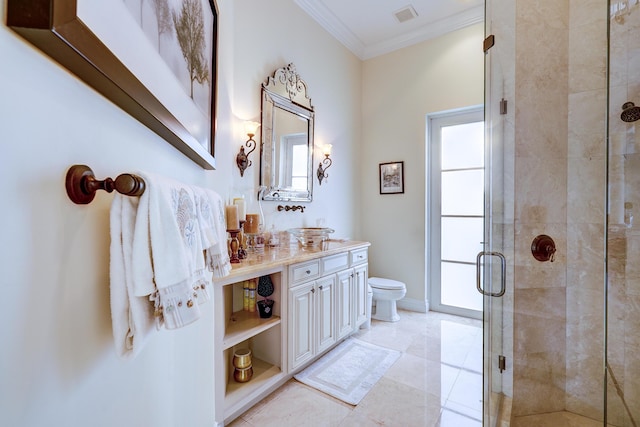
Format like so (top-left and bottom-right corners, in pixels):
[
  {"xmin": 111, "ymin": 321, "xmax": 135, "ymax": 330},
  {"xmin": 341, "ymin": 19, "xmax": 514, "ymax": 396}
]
[
  {"xmin": 7, "ymin": 0, "xmax": 218, "ymax": 169},
  {"xmin": 379, "ymin": 161, "xmax": 404, "ymax": 194}
]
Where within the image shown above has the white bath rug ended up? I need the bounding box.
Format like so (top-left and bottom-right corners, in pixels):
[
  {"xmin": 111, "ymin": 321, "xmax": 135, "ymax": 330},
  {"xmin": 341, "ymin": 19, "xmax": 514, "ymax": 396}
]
[{"xmin": 293, "ymin": 337, "xmax": 401, "ymax": 405}]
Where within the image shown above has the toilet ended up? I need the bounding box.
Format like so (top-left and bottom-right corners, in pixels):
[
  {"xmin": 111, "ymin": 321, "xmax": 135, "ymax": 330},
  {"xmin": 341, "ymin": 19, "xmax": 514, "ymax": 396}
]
[{"xmin": 368, "ymin": 277, "xmax": 406, "ymax": 322}]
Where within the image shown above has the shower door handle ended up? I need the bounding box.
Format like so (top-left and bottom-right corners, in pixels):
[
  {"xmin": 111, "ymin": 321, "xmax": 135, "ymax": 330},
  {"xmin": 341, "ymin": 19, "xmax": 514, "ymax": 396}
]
[{"xmin": 476, "ymin": 251, "xmax": 506, "ymax": 297}]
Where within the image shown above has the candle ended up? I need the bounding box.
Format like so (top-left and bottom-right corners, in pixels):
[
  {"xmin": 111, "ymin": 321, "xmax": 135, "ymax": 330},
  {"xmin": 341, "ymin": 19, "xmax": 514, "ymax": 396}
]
[
  {"xmin": 225, "ymin": 204, "xmax": 239, "ymax": 230},
  {"xmin": 245, "ymin": 213, "xmax": 260, "ymax": 234},
  {"xmin": 233, "ymin": 197, "xmax": 246, "ymax": 221}
]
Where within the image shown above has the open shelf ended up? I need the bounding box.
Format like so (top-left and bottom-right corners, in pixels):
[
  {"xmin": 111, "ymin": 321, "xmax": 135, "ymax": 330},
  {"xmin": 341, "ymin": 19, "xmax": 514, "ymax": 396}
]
[
  {"xmin": 223, "ymin": 310, "xmax": 281, "ymax": 350},
  {"xmin": 225, "ymin": 356, "xmax": 284, "ymax": 412}
]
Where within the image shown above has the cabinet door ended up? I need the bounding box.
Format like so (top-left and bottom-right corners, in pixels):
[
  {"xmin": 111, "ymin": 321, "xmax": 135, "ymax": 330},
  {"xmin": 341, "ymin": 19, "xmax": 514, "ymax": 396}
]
[
  {"xmin": 336, "ymin": 269, "xmax": 354, "ymax": 339},
  {"xmin": 289, "ymin": 281, "xmax": 315, "ymax": 370},
  {"xmin": 316, "ymin": 275, "xmax": 336, "ymax": 354},
  {"xmin": 354, "ymin": 264, "xmax": 369, "ymax": 328}
]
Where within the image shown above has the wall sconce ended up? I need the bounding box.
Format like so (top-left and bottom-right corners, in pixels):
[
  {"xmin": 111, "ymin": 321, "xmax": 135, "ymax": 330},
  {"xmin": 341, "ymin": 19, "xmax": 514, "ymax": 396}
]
[
  {"xmin": 236, "ymin": 121, "xmax": 260, "ymax": 177},
  {"xmin": 316, "ymin": 144, "xmax": 333, "ymax": 185}
]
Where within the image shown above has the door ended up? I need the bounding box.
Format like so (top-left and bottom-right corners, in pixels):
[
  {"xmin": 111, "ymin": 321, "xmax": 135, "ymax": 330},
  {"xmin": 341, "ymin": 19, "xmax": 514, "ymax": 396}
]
[
  {"xmin": 316, "ymin": 275, "xmax": 336, "ymax": 354},
  {"xmin": 289, "ymin": 281, "xmax": 315, "ymax": 370},
  {"xmin": 353, "ymin": 264, "xmax": 368, "ymax": 327},
  {"xmin": 336, "ymin": 270, "xmax": 354, "ymax": 339},
  {"xmin": 481, "ymin": 0, "xmax": 515, "ymax": 424},
  {"xmin": 428, "ymin": 107, "xmax": 485, "ymax": 320}
]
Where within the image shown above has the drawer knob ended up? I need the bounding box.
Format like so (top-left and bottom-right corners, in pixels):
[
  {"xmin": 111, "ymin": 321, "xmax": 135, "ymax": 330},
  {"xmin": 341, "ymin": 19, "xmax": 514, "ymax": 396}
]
[{"xmin": 306, "ymin": 270, "xmax": 311, "ymax": 274}]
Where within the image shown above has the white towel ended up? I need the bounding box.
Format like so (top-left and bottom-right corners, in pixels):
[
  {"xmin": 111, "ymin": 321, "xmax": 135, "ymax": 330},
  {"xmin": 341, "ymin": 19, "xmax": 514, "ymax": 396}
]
[
  {"xmin": 109, "ymin": 194, "xmax": 156, "ymax": 360},
  {"xmin": 109, "ymin": 172, "xmax": 230, "ymax": 359},
  {"xmin": 193, "ymin": 187, "xmax": 232, "ymax": 279}
]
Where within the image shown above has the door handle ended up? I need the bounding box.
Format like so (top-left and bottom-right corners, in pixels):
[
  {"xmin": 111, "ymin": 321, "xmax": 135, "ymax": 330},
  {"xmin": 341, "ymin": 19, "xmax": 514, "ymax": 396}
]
[{"xmin": 476, "ymin": 251, "xmax": 506, "ymax": 297}]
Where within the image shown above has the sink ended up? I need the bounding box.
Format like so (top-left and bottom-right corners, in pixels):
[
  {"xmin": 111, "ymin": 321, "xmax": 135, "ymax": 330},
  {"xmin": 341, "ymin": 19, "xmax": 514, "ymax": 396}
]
[{"xmin": 288, "ymin": 227, "xmax": 335, "ymax": 247}]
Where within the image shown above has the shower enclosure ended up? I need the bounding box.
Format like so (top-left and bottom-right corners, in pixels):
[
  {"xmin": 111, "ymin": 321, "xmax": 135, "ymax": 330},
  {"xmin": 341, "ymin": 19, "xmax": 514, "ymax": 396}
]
[{"xmin": 482, "ymin": 0, "xmax": 640, "ymax": 425}]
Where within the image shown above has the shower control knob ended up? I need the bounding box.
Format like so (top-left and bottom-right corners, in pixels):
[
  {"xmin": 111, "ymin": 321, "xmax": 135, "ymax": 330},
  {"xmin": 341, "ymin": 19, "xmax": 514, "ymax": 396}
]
[{"xmin": 531, "ymin": 234, "xmax": 556, "ymax": 262}]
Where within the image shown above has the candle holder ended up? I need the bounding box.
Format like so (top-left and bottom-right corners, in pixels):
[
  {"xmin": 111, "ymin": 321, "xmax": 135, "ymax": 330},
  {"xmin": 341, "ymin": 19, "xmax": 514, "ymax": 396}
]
[
  {"xmin": 238, "ymin": 220, "xmax": 247, "ymax": 259},
  {"xmin": 227, "ymin": 229, "xmax": 241, "ymax": 263}
]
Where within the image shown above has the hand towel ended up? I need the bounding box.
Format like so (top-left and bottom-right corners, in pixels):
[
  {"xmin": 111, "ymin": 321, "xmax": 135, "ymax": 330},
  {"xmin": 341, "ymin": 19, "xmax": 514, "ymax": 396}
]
[
  {"xmin": 109, "ymin": 194, "xmax": 156, "ymax": 360},
  {"xmin": 109, "ymin": 172, "xmax": 230, "ymax": 359},
  {"xmin": 131, "ymin": 172, "xmax": 207, "ymax": 330},
  {"xmin": 193, "ymin": 187, "xmax": 232, "ymax": 279}
]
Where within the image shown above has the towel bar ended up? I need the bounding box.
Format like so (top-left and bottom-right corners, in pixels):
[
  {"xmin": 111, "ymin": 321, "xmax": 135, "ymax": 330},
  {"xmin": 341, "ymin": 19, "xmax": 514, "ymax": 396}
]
[{"xmin": 65, "ymin": 164, "xmax": 146, "ymax": 204}]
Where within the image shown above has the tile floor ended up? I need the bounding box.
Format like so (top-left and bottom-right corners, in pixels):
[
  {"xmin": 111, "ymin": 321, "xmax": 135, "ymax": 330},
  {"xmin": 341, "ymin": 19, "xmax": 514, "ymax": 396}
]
[
  {"xmin": 512, "ymin": 411, "xmax": 612, "ymax": 427},
  {"xmin": 229, "ymin": 309, "xmax": 483, "ymax": 427}
]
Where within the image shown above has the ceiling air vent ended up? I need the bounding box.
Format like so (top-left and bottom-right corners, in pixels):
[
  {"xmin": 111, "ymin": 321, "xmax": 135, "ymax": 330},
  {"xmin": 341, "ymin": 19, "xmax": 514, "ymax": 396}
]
[{"xmin": 394, "ymin": 5, "xmax": 418, "ymax": 23}]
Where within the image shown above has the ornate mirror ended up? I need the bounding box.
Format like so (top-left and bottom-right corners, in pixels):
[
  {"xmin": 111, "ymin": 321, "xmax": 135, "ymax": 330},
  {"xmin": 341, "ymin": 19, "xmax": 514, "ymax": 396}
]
[{"xmin": 260, "ymin": 64, "xmax": 314, "ymax": 202}]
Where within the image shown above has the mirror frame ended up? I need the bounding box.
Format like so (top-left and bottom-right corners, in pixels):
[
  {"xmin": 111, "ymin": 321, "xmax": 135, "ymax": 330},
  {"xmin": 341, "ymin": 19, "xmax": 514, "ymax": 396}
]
[{"xmin": 260, "ymin": 64, "xmax": 314, "ymax": 202}]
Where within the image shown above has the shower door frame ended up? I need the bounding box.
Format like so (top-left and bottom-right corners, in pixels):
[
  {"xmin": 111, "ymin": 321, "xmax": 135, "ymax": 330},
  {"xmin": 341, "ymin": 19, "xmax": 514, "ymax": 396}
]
[{"xmin": 482, "ymin": 0, "xmax": 516, "ymax": 424}]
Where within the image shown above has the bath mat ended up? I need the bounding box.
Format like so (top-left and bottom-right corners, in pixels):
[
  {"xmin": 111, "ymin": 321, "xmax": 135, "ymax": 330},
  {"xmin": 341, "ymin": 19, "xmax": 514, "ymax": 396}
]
[{"xmin": 293, "ymin": 337, "xmax": 401, "ymax": 405}]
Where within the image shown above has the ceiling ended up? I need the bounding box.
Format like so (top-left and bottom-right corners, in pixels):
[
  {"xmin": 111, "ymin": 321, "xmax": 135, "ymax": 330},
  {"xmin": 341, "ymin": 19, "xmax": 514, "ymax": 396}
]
[{"xmin": 295, "ymin": 0, "xmax": 484, "ymax": 60}]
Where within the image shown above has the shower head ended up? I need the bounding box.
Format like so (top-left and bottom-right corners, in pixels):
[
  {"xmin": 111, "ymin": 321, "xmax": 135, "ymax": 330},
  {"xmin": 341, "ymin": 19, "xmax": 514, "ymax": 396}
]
[{"xmin": 621, "ymin": 102, "xmax": 640, "ymax": 123}]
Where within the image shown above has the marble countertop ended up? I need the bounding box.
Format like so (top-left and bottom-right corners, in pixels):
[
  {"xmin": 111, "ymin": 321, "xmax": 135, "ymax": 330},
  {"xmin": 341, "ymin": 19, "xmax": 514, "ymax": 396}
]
[{"xmin": 213, "ymin": 239, "xmax": 370, "ymax": 284}]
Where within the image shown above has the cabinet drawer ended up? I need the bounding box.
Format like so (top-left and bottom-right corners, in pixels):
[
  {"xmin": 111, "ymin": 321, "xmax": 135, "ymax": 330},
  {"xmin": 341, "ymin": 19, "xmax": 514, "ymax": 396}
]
[
  {"xmin": 350, "ymin": 248, "xmax": 368, "ymax": 265},
  {"xmin": 321, "ymin": 252, "xmax": 349, "ymax": 275},
  {"xmin": 289, "ymin": 260, "xmax": 320, "ymax": 286}
]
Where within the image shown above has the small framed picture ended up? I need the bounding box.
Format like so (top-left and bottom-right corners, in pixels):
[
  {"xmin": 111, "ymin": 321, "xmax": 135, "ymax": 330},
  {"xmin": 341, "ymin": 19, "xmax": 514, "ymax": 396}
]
[{"xmin": 379, "ymin": 161, "xmax": 404, "ymax": 194}]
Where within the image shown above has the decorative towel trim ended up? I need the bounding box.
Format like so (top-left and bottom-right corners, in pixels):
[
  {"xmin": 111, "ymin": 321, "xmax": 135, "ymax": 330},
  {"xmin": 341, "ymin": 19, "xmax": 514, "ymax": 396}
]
[{"xmin": 109, "ymin": 173, "xmax": 231, "ymax": 359}]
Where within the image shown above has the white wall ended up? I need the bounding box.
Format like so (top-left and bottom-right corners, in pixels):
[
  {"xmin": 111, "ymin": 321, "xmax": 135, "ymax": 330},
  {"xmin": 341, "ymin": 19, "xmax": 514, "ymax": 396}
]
[
  {"xmin": 361, "ymin": 24, "xmax": 484, "ymax": 308},
  {"xmin": 0, "ymin": 0, "xmax": 360, "ymax": 425},
  {"xmin": 231, "ymin": 0, "xmax": 362, "ymax": 237}
]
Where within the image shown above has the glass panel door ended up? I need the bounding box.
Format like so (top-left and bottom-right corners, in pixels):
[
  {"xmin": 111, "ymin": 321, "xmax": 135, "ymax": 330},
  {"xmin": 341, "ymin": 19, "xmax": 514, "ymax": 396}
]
[
  {"xmin": 607, "ymin": 1, "xmax": 640, "ymax": 424},
  {"xmin": 428, "ymin": 109, "xmax": 485, "ymax": 319},
  {"xmin": 482, "ymin": 0, "xmax": 515, "ymax": 425}
]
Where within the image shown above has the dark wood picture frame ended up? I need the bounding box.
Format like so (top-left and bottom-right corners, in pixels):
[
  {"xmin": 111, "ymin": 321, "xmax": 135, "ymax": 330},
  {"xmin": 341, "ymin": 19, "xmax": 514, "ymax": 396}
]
[
  {"xmin": 7, "ymin": 0, "xmax": 218, "ymax": 169},
  {"xmin": 379, "ymin": 161, "xmax": 404, "ymax": 194}
]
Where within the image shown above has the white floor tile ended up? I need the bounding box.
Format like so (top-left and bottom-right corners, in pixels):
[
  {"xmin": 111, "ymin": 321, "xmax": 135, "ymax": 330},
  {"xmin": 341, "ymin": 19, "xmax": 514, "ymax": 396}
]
[
  {"xmin": 231, "ymin": 310, "xmax": 483, "ymax": 427},
  {"xmin": 439, "ymin": 408, "xmax": 482, "ymax": 427}
]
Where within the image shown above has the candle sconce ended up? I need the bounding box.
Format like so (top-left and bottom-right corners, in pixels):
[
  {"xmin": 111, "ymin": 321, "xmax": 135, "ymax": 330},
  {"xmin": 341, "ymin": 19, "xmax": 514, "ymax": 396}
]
[
  {"xmin": 236, "ymin": 121, "xmax": 260, "ymax": 177},
  {"xmin": 316, "ymin": 144, "xmax": 333, "ymax": 186}
]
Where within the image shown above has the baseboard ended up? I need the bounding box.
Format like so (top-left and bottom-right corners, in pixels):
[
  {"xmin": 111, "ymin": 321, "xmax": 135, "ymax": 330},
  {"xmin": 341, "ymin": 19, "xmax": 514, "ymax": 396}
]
[
  {"xmin": 397, "ymin": 297, "xmax": 428, "ymax": 313},
  {"xmin": 372, "ymin": 297, "xmax": 428, "ymax": 313}
]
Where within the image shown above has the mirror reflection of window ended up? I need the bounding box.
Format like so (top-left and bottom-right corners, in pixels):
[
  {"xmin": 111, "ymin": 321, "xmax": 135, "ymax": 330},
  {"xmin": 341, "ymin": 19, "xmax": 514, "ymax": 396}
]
[
  {"xmin": 279, "ymin": 134, "xmax": 308, "ymax": 188},
  {"xmin": 274, "ymin": 108, "xmax": 308, "ymax": 189}
]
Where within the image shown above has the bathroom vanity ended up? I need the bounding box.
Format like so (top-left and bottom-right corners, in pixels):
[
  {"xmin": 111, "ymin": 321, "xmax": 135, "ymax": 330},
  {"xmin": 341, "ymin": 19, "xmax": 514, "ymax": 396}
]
[{"xmin": 211, "ymin": 239, "xmax": 369, "ymax": 425}]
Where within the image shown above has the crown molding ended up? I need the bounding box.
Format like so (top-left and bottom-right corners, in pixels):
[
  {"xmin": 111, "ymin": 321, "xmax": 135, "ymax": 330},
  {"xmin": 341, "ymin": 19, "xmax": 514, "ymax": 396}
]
[
  {"xmin": 295, "ymin": 1, "xmax": 484, "ymax": 60},
  {"xmin": 295, "ymin": 0, "xmax": 366, "ymax": 59},
  {"xmin": 362, "ymin": 6, "xmax": 484, "ymax": 60}
]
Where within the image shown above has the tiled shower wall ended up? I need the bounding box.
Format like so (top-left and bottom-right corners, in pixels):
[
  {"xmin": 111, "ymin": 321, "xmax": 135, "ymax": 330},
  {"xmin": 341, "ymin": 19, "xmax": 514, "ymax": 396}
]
[
  {"xmin": 512, "ymin": 0, "xmax": 608, "ymax": 419},
  {"xmin": 513, "ymin": 0, "xmax": 570, "ymax": 416},
  {"xmin": 566, "ymin": 0, "xmax": 607, "ymax": 420}
]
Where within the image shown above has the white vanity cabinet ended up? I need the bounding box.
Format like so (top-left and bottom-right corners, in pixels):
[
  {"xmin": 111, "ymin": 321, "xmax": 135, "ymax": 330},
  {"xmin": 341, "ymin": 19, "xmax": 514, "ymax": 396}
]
[
  {"xmin": 212, "ymin": 241, "xmax": 369, "ymax": 426},
  {"xmin": 288, "ymin": 247, "xmax": 370, "ymax": 371},
  {"xmin": 288, "ymin": 274, "xmax": 337, "ymax": 371}
]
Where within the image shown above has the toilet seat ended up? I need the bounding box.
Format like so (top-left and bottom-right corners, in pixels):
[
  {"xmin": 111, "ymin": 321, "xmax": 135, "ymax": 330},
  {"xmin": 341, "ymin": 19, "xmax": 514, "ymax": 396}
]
[{"xmin": 369, "ymin": 277, "xmax": 405, "ymax": 291}]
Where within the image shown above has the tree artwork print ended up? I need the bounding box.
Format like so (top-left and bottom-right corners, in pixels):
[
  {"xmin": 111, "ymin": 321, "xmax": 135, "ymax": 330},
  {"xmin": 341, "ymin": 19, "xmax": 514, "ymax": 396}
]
[{"xmin": 123, "ymin": 0, "xmax": 214, "ymax": 115}]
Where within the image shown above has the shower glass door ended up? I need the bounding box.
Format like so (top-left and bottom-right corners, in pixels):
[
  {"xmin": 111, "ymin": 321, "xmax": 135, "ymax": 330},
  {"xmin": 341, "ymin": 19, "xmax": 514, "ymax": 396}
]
[
  {"xmin": 482, "ymin": 0, "xmax": 515, "ymax": 425},
  {"xmin": 607, "ymin": 2, "xmax": 640, "ymax": 425}
]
